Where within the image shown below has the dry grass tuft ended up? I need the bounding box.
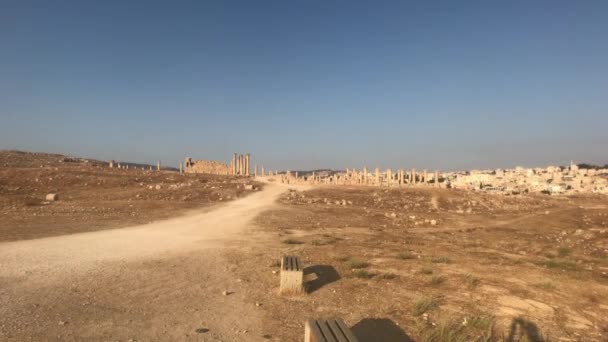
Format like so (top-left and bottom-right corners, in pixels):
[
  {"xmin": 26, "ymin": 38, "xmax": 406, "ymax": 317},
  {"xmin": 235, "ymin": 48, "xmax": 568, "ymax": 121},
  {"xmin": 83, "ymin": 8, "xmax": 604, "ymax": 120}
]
[{"xmin": 413, "ymin": 296, "xmax": 441, "ymax": 316}]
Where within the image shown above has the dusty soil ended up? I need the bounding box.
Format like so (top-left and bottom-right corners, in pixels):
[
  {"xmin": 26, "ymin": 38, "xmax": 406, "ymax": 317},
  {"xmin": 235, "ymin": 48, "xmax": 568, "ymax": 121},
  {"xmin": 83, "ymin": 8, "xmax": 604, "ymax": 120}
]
[
  {"xmin": 2, "ymin": 151, "xmax": 608, "ymax": 341},
  {"xmin": 0, "ymin": 150, "xmax": 261, "ymax": 241},
  {"xmin": 0, "ymin": 177, "xmax": 285, "ymax": 341},
  {"xmin": 238, "ymin": 185, "xmax": 608, "ymax": 341}
]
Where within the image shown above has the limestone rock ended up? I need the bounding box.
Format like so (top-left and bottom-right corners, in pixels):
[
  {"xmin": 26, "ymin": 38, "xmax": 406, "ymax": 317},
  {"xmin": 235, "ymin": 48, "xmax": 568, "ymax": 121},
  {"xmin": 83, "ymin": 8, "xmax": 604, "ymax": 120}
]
[{"xmin": 46, "ymin": 193, "xmax": 59, "ymax": 201}]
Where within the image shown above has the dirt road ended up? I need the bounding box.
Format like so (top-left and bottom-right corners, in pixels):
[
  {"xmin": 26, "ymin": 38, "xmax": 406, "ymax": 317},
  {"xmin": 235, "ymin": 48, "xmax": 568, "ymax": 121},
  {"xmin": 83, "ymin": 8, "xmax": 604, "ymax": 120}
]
[{"xmin": 0, "ymin": 182, "xmax": 291, "ymax": 341}]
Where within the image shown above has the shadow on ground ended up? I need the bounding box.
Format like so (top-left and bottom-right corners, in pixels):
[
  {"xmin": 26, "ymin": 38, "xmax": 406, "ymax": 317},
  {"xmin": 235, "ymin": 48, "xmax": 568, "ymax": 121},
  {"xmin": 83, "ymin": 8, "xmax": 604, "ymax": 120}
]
[
  {"xmin": 506, "ymin": 317, "xmax": 546, "ymax": 342},
  {"xmin": 352, "ymin": 318, "xmax": 413, "ymax": 342},
  {"xmin": 304, "ymin": 265, "xmax": 340, "ymax": 293}
]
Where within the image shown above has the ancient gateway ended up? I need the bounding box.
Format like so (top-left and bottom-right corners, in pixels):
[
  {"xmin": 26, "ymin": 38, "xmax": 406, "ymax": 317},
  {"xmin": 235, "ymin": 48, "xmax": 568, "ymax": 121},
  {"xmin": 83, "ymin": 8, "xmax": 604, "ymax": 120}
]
[{"xmin": 184, "ymin": 153, "xmax": 252, "ymax": 176}]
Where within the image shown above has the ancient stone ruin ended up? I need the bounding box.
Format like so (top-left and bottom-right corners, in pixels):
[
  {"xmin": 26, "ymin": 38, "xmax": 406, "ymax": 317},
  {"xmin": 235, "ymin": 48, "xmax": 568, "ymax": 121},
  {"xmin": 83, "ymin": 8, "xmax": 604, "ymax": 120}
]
[{"xmin": 184, "ymin": 153, "xmax": 252, "ymax": 176}]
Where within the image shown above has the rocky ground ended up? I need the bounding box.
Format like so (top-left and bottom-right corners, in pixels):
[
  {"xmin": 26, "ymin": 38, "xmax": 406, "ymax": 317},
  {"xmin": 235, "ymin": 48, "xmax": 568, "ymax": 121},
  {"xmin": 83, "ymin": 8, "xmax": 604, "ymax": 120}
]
[
  {"xmin": 2, "ymin": 150, "xmax": 607, "ymax": 341},
  {"xmin": 236, "ymin": 185, "xmax": 608, "ymax": 341},
  {"xmin": 0, "ymin": 150, "xmax": 261, "ymax": 241}
]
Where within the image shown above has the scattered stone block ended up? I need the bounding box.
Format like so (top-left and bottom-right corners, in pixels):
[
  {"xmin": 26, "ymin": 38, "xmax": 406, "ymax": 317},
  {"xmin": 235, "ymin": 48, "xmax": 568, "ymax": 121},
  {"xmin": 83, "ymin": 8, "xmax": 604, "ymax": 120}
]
[
  {"xmin": 244, "ymin": 184, "xmax": 255, "ymax": 190},
  {"xmin": 46, "ymin": 193, "xmax": 58, "ymax": 201},
  {"xmin": 305, "ymin": 318, "xmax": 359, "ymax": 342},
  {"xmin": 280, "ymin": 255, "xmax": 304, "ymax": 294}
]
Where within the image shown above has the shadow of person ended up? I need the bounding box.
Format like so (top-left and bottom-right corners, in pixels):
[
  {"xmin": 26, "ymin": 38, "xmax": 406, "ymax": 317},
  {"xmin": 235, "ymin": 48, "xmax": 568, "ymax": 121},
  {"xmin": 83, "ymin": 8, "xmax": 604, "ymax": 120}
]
[
  {"xmin": 303, "ymin": 265, "xmax": 340, "ymax": 293},
  {"xmin": 352, "ymin": 318, "xmax": 413, "ymax": 342},
  {"xmin": 506, "ymin": 317, "xmax": 545, "ymax": 342}
]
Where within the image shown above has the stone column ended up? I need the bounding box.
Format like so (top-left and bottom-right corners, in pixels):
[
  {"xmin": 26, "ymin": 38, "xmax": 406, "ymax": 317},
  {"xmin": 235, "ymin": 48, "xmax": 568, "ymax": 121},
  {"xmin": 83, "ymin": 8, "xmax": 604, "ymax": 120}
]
[
  {"xmin": 245, "ymin": 153, "xmax": 250, "ymax": 176},
  {"xmin": 261, "ymin": 165, "xmax": 265, "ymax": 177},
  {"xmin": 232, "ymin": 153, "xmax": 237, "ymax": 175},
  {"xmin": 295, "ymin": 171, "xmax": 298, "ymax": 179},
  {"xmin": 423, "ymin": 170, "xmax": 427, "ymax": 185},
  {"xmin": 239, "ymin": 154, "xmax": 244, "ymax": 175},
  {"xmin": 435, "ymin": 170, "xmax": 439, "ymax": 187},
  {"xmin": 109, "ymin": 160, "xmax": 115, "ymax": 168},
  {"xmin": 157, "ymin": 161, "xmax": 161, "ymax": 171},
  {"xmin": 375, "ymin": 168, "xmax": 380, "ymax": 185},
  {"xmin": 411, "ymin": 168, "xmax": 416, "ymax": 184},
  {"xmin": 363, "ymin": 167, "xmax": 368, "ymax": 184},
  {"xmin": 254, "ymin": 164, "xmax": 258, "ymax": 177},
  {"xmin": 179, "ymin": 162, "xmax": 183, "ymax": 174},
  {"xmin": 387, "ymin": 169, "xmax": 392, "ymax": 186}
]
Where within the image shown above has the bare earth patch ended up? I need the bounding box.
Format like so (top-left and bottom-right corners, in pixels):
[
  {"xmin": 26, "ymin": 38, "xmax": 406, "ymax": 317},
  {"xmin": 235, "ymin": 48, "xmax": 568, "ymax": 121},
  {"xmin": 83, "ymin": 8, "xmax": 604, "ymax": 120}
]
[
  {"xmin": 229, "ymin": 185, "xmax": 608, "ymax": 341},
  {"xmin": 0, "ymin": 150, "xmax": 261, "ymax": 241}
]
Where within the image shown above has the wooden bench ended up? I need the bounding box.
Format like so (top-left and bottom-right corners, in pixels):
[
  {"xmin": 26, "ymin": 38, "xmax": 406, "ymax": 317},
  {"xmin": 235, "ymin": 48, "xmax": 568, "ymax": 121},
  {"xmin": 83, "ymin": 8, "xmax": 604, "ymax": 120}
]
[
  {"xmin": 305, "ymin": 318, "xmax": 359, "ymax": 342},
  {"xmin": 280, "ymin": 255, "xmax": 304, "ymax": 294}
]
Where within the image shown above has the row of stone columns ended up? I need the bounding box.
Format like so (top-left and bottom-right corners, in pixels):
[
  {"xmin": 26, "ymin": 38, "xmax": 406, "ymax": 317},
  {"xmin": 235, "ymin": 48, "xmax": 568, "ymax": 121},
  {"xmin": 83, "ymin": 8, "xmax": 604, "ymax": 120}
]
[
  {"xmin": 295, "ymin": 167, "xmax": 442, "ymax": 187},
  {"xmin": 232, "ymin": 153, "xmax": 251, "ymax": 176}
]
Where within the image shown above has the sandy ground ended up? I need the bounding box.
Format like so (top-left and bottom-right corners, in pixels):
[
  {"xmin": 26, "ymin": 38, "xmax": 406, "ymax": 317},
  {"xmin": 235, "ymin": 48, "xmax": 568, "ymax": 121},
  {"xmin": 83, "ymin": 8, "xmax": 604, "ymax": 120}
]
[
  {"xmin": 0, "ymin": 150, "xmax": 261, "ymax": 242},
  {"xmin": 243, "ymin": 185, "xmax": 608, "ymax": 341},
  {"xmin": 0, "ymin": 182, "xmax": 291, "ymax": 341},
  {"xmin": 2, "ymin": 155, "xmax": 608, "ymax": 341}
]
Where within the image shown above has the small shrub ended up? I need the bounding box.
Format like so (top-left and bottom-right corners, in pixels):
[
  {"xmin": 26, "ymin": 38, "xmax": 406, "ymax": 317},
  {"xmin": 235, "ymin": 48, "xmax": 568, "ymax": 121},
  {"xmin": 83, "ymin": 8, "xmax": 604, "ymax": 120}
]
[
  {"xmin": 430, "ymin": 275, "xmax": 447, "ymax": 286},
  {"xmin": 420, "ymin": 315, "xmax": 495, "ymax": 342},
  {"xmin": 348, "ymin": 259, "xmax": 370, "ymax": 269},
  {"xmin": 509, "ymin": 287, "xmax": 530, "ymax": 298},
  {"xmin": 536, "ymin": 281, "xmax": 557, "ymax": 291},
  {"xmin": 379, "ymin": 273, "xmax": 398, "ymax": 280},
  {"xmin": 413, "ymin": 296, "xmax": 441, "ymax": 316},
  {"xmin": 397, "ymin": 252, "xmax": 415, "ymax": 260},
  {"xmin": 431, "ymin": 256, "xmax": 451, "ymax": 264},
  {"xmin": 419, "ymin": 267, "xmax": 434, "ymax": 275},
  {"xmin": 467, "ymin": 315, "xmax": 495, "ymax": 332},
  {"xmin": 335, "ymin": 256, "xmax": 349, "ymax": 262},
  {"xmin": 419, "ymin": 320, "xmax": 467, "ymax": 342},
  {"xmin": 282, "ymin": 239, "xmax": 304, "ymax": 245},
  {"xmin": 353, "ymin": 270, "xmax": 375, "ymax": 279},
  {"xmin": 464, "ymin": 274, "xmax": 480, "ymax": 289},
  {"xmin": 312, "ymin": 236, "xmax": 342, "ymax": 245},
  {"xmin": 541, "ymin": 259, "xmax": 578, "ymax": 271},
  {"xmin": 557, "ymin": 247, "xmax": 571, "ymax": 257}
]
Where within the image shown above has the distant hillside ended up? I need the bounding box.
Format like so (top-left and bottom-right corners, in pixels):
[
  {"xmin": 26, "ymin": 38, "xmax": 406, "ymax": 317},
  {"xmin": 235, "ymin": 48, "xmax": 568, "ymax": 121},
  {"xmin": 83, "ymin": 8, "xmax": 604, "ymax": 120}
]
[{"xmin": 0, "ymin": 150, "xmax": 177, "ymax": 171}]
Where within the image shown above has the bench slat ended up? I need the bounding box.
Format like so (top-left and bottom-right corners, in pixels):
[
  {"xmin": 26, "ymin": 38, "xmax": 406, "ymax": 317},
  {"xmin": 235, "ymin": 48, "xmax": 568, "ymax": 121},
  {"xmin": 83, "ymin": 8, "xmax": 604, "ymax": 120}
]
[
  {"xmin": 334, "ymin": 319, "xmax": 359, "ymax": 342},
  {"xmin": 318, "ymin": 320, "xmax": 338, "ymax": 342},
  {"xmin": 308, "ymin": 319, "xmax": 324, "ymax": 342},
  {"xmin": 305, "ymin": 319, "xmax": 358, "ymax": 342},
  {"xmin": 328, "ymin": 319, "xmax": 350, "ymax": 342}
]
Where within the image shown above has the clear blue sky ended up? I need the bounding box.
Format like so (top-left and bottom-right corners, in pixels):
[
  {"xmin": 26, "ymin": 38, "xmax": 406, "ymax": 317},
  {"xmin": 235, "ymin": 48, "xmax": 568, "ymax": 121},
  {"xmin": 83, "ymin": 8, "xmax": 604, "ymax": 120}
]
[{"xmin": 1, "ymin": 1, "xmax": 607, "ymax": 171}]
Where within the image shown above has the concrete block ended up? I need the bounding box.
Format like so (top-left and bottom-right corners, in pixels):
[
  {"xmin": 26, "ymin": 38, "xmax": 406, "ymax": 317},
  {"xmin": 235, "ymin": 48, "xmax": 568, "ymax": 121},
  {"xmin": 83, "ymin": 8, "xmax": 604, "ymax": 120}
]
[{"xmin": 280, "ymin": 255, "xmax": 304, "ymax": 294}]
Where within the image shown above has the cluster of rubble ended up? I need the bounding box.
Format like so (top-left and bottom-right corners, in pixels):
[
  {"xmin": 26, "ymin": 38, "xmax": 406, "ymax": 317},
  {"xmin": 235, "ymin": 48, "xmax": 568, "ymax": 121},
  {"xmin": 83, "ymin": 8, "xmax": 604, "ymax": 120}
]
[{"xmin": 448, "ymin": 161, "xmax": 608, "ymax": 195}]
